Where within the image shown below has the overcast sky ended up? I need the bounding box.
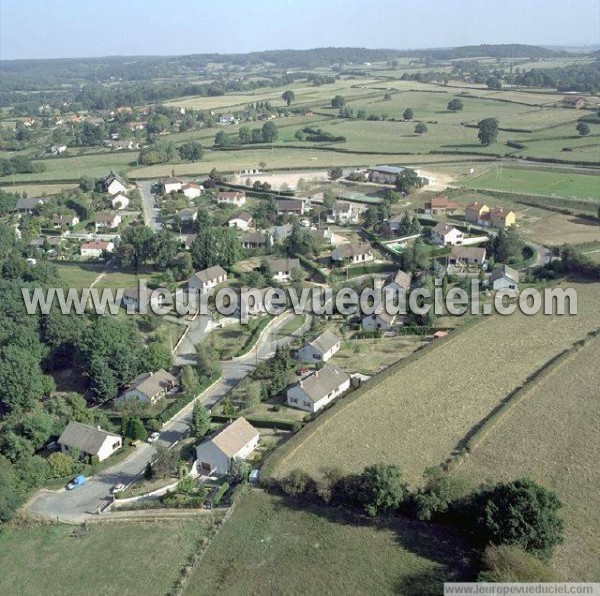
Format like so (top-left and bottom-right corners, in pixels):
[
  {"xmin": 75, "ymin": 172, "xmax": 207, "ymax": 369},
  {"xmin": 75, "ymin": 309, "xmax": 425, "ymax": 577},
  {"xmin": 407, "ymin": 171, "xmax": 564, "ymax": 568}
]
[{"xmin": 1, "ymin": 0, "xmax": 598, "ymax": 60}]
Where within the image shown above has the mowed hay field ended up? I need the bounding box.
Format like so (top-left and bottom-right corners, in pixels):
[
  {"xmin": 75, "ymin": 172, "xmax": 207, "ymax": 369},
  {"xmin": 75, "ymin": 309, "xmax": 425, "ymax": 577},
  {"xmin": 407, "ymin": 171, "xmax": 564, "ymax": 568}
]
[
  {"xmin": 0, "ymin": 519, "xmax": 215, "ymax": 596},
  {"xmin": 269, "ymin": 282, "xmax": 600, "ymax": 485},
  {"xmin": 185, "ymin": 490, "xmax": 476, "ymax": 595},
  {"xmin": 451, "ymin": 337, "xmax": 600, "ymax": 581}
]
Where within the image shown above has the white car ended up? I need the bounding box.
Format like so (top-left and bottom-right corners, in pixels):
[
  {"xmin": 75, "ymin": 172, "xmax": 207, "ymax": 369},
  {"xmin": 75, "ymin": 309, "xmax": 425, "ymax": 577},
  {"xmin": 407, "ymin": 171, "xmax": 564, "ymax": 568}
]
[
  {"xmin": 110, "ymin": 483, "xmax": 125, "ymax": 495},
  {"xmin": 147, "ymin": 432, "xmax": 160, "ymax": 444}
]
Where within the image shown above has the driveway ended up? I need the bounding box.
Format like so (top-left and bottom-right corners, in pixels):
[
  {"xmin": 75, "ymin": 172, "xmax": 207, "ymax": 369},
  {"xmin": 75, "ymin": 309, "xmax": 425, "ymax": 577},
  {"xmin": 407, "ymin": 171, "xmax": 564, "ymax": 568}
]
[
  {"xmin": 137, "ymin": 180, "xmax": 162, "ymax": 231},
  {"xmin": 25, "ymin": 312, "xmax": 309, "ymax": 522}
]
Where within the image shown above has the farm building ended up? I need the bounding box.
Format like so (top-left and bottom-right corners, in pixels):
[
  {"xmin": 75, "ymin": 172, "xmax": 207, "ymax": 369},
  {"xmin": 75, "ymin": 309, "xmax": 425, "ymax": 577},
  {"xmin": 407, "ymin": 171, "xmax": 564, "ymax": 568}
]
[
  {"xmin": 195, "ymin": 417, "xmax": 259, "ymax": 475},
  {"xmin": 367, "ymin": 165, "xmax": 406, "ymax": 185},
  {"xmin": 286, "ymin": 366, "xmax": 351, "ymax": 414},
  {"xmin": 117, "ymin": 369, "xmax": 179, "ymax": 405},
  {"xmin": 187, "ymin": 265, "xmax": 228, "ymax": 294},
  {"xmin": 296, "ymin": 330, "xmax": 341, "ymax": 363},
  {"xmin": 489, "ymin": 264, "xmax": 519, "ymax": 291},
  {"xmin": 58, "ymin": 421, "xmax": 122, "ymax": 462}
]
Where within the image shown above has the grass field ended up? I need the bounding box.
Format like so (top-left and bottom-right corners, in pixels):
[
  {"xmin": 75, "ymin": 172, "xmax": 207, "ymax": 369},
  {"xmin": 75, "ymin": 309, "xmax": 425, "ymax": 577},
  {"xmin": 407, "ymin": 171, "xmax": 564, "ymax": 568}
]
[
  {"xmin": 461, "ymin": 165, "xmax": 600, "ymax": 199},
  {"xmin": 521, "ymin": 213, "xmax": 600, "ymax": 246},
  {"xmin": 184, "ymin": 490, "xmax": 477, "ymax": 595},
  {"xmin": 0, "ymin": 519, "xmax": 215, "ymax": 596},
  {"xmin": 268, "ymin": 282, "xmax": 599, "ymax": 485},
  {"xmin": 451, "ymin": 336, "xmax": 600, "ymax": 581}
]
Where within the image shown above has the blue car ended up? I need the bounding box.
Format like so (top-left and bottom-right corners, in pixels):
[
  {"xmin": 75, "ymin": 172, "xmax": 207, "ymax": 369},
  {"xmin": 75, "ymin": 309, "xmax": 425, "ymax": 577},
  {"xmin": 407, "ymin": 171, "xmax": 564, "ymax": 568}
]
[{"xmin": 66, "ymin": 475, "xmax": 86, "ymax": 490}]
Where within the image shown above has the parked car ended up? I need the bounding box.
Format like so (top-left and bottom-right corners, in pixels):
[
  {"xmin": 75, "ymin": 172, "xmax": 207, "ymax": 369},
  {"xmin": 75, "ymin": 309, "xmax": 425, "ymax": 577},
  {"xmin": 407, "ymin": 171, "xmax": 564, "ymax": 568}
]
[
  {"xmin": 147, "ymin": 432, "xmax": 160, "ymax": 444},
  {"xmin": 66, "ymin": 475, "xmax": 86, "ymax": 490},
  {"xmin": 296, "ymin": 367, "xmax": 310, "ymax": 376},
  {"xmin": 110, "ymin": 483, "xmax": 125, "ymax": 495}
]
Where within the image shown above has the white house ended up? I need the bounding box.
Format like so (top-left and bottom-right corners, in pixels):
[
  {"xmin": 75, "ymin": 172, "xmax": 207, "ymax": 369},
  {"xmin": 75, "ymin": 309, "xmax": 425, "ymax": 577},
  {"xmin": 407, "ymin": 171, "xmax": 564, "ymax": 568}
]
[
  {"xmin": 326, "ymin": 201, "xmax": 359, "ymax": 225},
  {"xmin": 217, "ymin": 191, "xmax": 246, "ymax": 207},
  {"xmin": 331, "ymin": 241, "xmax": 374, "ymax": 264},
  {"xmin": 176, "ymin": 207, "xmax": 198, "ymax": 222},
  {"xmin": 117, "ymin": 369, "xmax": 178, "ymax": 405},
  {"xmin": 195, "ymin": 417, "xmax": 259, "ymax": 475},
  {"xmin": 265, "ymin": 257, "xmax": 301, "ymax": 282},
  {"xmin": 430, "ymin": 222, "xmax": 464, "ymax": 247},
  {"xmin": 489, "ymin": 265, "xmax": 519, "ymax": 291},
  {"xmin": 103, "ymin": 171, "xmax": 128, "ymax": 195},
  {"xmin": 286, "ymin": 365, "xmax": 351, "ymax": 414},
  {"xmin": 188, "ymin": 265, "xmax": 228, "ymax": 294},
  {"xmin": 80, "ymin": 241, "xmax": 114, "ymax": 258},
  {"xmin": 448, "ymin": 246, "xmax": 487, "ymax": 266},
  {"xmin": 296, "ymin": 330, "xmax": 341, "ymax": 363},
  {"xmin": 219, "ymin": 114, "xmax": 236, "ymax": 125},
  {"xmin": 228, "ymin": 212, "xmax": 253, "ymax": 230},
  {"xmin": 163, "ymin": 177, "xmax": 184, "ymax": 194},
  {"xmin": 58, "ymin": 421, "xmax": 122, "ymax": 462},
  {"xmin": 94, "ymin": 212, "xmax": 121, "ymax": 230},
  {"xmin": 110, "ymin": 192, "xmax": 130, "ymax": 210},
  {"xmin": 362, "ymin": 311, "xmax": 396, "ymax": 332},
  {"xmin": 181, "ymin": 182, "xmax": 203, "ymax": 199}
]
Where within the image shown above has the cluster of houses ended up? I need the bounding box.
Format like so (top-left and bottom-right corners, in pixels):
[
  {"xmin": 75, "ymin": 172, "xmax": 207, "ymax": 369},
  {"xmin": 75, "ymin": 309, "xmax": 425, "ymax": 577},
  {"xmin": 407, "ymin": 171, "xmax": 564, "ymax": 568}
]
[{"xmin": 464, "ymin": 202, "xmax": 515, "ymax": 230}]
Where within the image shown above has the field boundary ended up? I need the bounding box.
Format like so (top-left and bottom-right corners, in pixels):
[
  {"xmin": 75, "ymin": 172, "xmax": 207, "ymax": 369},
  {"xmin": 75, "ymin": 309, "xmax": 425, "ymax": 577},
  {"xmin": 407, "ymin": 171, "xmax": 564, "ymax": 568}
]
[{"xmin": 444, "ymin": 328, "xmax": 600, "ymax": 473}]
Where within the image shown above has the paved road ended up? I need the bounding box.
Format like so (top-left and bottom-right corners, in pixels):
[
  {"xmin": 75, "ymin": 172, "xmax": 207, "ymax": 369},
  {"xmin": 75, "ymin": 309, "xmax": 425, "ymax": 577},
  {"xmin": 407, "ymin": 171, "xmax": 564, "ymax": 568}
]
[
  {"xmin": 25, "ymin": 312, "xmax": 309, "ymax": 522},
  {"xmin": 137, "ymin": 180, "xmax": 162, "ymax": 231},
  {"xmin": 524, "ymin": 241, "xmax": 553, "ymax": 270}
]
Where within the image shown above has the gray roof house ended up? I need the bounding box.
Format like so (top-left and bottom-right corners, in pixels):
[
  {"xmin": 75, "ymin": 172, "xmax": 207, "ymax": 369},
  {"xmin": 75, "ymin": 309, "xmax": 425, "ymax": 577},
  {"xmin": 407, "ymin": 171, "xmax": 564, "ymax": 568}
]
[
  {"xmin": 117, "ymin": 369, "xmax": 179, "ymax": 405},
  {"xmin": 331, "ymin": 241, "xmax": 374, "ymax": 264},
  {"xmin": 286, "ymin": 365, "xmax": 351, "ymax": 414},
  {"xmin": 15, "ymin": 198, "xmax": 44, "ymax": 213},
  {"xmin": 265, "ymin": 257, "xmax": 301, "ymax": 281},
  {"xmin": 188, "ymin": 265, "xmax": 228, "ymax": 294},
  {"xmin": 58, "ymin": 421, "xmax": 122, "ymax": 462},
  {"xmin": 489, "ymin": 264, "xmax": 520, "ymax": 291},
  {"xmin": 296, "ymin": 330, "xmax": 341, "ymax": 363}
]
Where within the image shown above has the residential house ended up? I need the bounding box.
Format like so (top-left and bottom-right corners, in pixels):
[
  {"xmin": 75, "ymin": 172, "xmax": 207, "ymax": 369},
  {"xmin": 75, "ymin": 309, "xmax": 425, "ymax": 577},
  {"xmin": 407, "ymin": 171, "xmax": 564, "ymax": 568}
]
[
  {"xmin": 286, "ymin": 365, "xmax": 351, "ymax": 414},
  {"xmin": 276, "ymin": 199, "xmax": 305, "ymax": 216},
  {"xmin": 51, "ymin": 212, "xmax": 79, "ymax": 229},
  {"xmin": 103, "ymin": 171, "xmax": 128, "ymax": 195},
  {"xmin": 181, "ymin": 182, "xmax": 203, "ymax": 199},
  {"xmin": 187, "ymin": 265, "xmax": 228, "ymax": 294},
  {"xmin": 14, "ymin": 198, "xmax": 44, "ymax": 214},
  {"xmin": 489, "ymin": 265, "xmax": 519, "ymax": 291},
  {"xmin": 228, "ymin": 212, "xmax": 253, "ymax": 230},
  {"xmin": 104, "ymin": 139, "xmax": 138, "ymax": 150},
  {"xmin": 387, "ymin": 212, "xmax": 408, "ymax": 234},
  {"xmin": 464, "ymin": 202, "xmax": 490, "ymax": 225},
  {"xmin": 217, "ymin": 191, "xmax": 247, "ymax": 207},
  {"xmin": 386, "ymin": 270, "xmax": 412, "ymax": 294},
  {"xmin": 269, "ymin": 224, "xmax": 294, "ymax": 242},
  {"xmin": 240, "ymin": 231, "xmax": 268, "ymax": 249},
  {"xmin": 296, "ymin": 330, "xmax": 341, "ymax": 363},
  {"xmin": 562, "ymin": 96, "xmax": 588, "ymax": 109},
  {"xmin": 176, "ymin": 207, "xmax": 198, "ymax": 223},
  {"xmin": 58, "ymin": 421, "xmax": 122, "ymax": 462},
  {"xmin": 265, "ymin": 257, "xmax": 301, "ymax": 282},
  {"xmin": 448, "ymin": 246, "xmax": 487, "ymax": 266},
  {"xmin": 49, "ymin": 144, "xmax": 67, "ymax": 155},
  {"xmin": 117, "ymin": 369, "xmax": 179, "ymax": 405},
  {"xmin": 219, "ymin": 114, "xmax": 236, "ymax": 125},
  {"xmin": 331, "ymin": 241, "xmax": 374, "ymax": 264},
  {"xmin": 29, "ymin": 236, "xmax": 62, "ymax": 251},
  {"xmin": 80, "ymin": 241, "xmax": 114, "ymax": 258},
  {"xmin": 424, "ymin": 195, "xmax": 459, "ymax": 215},
  {"xmin": 163, "ymin": 177, "xmax": 184, "ymax": 194},
  {"xmin": 121, "ymin": 287, "xmax": 165, "ymax": 312},
  {"xmin": 110, "ymin": 192, "xmax": 130, "ymax": 210},
  {"xmin": 430, "ymin": 222, "xmax": 464, "ymax": 246},
  {"xmin": 94, "ymin": 212, "xmax": 121, "ymax": 230},
  {"xmin": 362, "ymin": 311, "xmax": 396, "ymax": 332},
  {"xmin": 309, "ymin": 227, "xmax": 336, "ymax": 247},
  {"xmin": 367, "ymin": 165, "xmax": 406, "ymax": 184},
  {"xmin": 195, "ymin": 417, "xmax": 259, "ymax": 475},
  {"xmin": 489, "ymin": 207, "xmax": 516, "ymax": 230},
  {"xmin": 327, "ymin": 201, "xmax": 359, "ymax": 224}
]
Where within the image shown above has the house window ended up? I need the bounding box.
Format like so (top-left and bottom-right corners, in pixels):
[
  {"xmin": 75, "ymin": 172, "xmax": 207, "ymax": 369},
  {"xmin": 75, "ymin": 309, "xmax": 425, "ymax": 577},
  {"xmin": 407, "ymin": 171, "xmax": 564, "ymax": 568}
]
[{"xmin": 313, "ymin": 354, "xmax": 321, "ymax": 360}]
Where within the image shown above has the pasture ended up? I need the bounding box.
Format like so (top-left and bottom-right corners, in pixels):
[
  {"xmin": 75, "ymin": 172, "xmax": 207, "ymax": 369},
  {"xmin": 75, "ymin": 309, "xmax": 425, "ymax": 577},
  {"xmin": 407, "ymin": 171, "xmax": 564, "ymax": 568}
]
[
  {"xmin": 184, "ymin": 490, "xmax": 476, "ymax": 595},
  {"xmin": 0, "ymin": 519, "xmax": 216, "ymax": 596},
  {"xmin": 267, "ymin": 283, "xmax": 599, "ymax": 485},
  {"xmin": 451, "ymin": 336, "xmax": 600, "ymax": 581}
]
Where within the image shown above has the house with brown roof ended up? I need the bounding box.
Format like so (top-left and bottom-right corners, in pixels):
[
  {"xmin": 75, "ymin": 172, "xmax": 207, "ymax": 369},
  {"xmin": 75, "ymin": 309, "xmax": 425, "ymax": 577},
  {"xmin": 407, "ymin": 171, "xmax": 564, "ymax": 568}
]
[
  {"xmin": 424, "ymin": 195, "xmax": 458, "ymax": 216},
  {"xmin": 296, "ymin": 330, "xmax": 341, "ymax": 363},
  {"xmin": 117, "ymin": 369, "xmax": 179, "ymax": 405},
  {"xmin": 331, "ymin": 241, "xmax": 374, "ymax": 264},
  {"xmin": 188, "ymin": 265, "xmax": 228, "ymax": 294},
  {"xmin": 448, "ymin": 246, "xmax": 487, "ymax": 266},
  {"xmin": 562, "ymin": 96, "xmax": 587, "ymax": 109},
  {"xmin": 217, "ymin": 191, "xmax": 246, "ymax": 207},
  {"xmin": 94, "ymin": 212, "xmax": 121, "ymax": 230},
  {"xmin": 489, "ymin": 207, "xmax": 516, "ymax": 230},
  {"xmin": 181, "ymin": 182, "xmax": 203, "ymax": 199},
  {"xmin": 430, "ymin": 222, "xmax": 464, "ymax": 246},
  {"xmin": 465, "ymin": 202, "xmax": 490, "ymax": 225},
  {"xmin": 195, "ymin": 417, "xmax": 259, "ymax": 475},
  {"xmin": 286, "ymin": 365, "xmax": 351, "ymax": 413},
  {"xmin": 58, "ymin": 421, "xmax": 122, "ymax": 462},
  {"xmin": 51, "ymin": 211, "xmax": 80, "ymax": 229},
  {"xmin": 228, "ymin": 211, "xmax": 253, "ymax": 230}
]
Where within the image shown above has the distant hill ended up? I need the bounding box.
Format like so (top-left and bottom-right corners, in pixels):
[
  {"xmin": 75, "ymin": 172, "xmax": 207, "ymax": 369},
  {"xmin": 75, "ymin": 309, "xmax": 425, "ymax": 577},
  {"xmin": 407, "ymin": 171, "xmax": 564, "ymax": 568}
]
[{"xmin": 423, "ymin": 44, "xmax": 561, "ymax": 60}]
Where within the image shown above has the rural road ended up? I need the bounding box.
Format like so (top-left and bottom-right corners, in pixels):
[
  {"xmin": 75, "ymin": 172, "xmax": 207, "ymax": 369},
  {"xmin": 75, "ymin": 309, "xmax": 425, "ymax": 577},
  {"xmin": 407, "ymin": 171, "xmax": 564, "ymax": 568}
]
[
  {"xmin": 25, "ymin": 312, "xmax": 309, "ymax": 522},
  {"xmin": 137, "ymin": 180, "xmax": 162, "ymax": 231},
  {"xmin": 524, "ymin": 241, "xmax": 553, "ymax": 269}
]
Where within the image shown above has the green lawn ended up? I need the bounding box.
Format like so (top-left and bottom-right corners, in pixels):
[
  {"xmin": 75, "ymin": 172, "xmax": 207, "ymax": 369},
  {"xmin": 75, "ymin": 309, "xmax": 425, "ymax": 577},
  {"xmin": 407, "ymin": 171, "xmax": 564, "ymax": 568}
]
[
  {"xmin": 55, "ymin": 263, "xmax": 106, "ymax": 289},
  {"xmin": 0, "ymin": 519, "xmax": 215, "ymax": 596},
  {"xmin": 185, "ymin": 490, "xmax": 476, "ymax": 595}
]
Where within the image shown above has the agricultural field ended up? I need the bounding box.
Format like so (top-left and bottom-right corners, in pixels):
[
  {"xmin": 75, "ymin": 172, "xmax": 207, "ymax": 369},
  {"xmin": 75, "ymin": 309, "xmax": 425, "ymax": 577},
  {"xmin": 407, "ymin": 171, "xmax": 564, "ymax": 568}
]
[
  {"xmin": 0, "ymin": 519, "xmax": 216, "ymax": 596},
  {"xmin": 268, "ymin": 282, "xmax": 600, "ymax": 485},
  {"xmin": 451, "ymin": 336, "xmax": 600, "ymax": 581},
  {"xmin": 521, "ymin": 212, "xmax": 600, "ymax": 246},
  {"xmin": 184, "ymin": 490, "xmax": 476, "ymax": 595},
  {"xmin": 0, "ymin": 182, "xmax": 78, "ymax": 196},
  {"xmin": 460, "ymin": 164, "xmax": 600, "ymax": 199}
]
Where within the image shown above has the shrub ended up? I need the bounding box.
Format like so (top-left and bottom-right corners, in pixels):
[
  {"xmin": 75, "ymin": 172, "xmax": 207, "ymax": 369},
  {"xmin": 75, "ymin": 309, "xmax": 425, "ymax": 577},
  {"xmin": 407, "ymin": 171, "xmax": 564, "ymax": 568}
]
[
  {"xmin": 358, "ymin": 463, "xmax": 408, "ymax": 517},
  {"xmin": 279, "ymin": 469, "xmax": 316, "ymax": 498},
  {"xmin": 478, "ymin": 545, "xmax": 563, "ymax": 582}
]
